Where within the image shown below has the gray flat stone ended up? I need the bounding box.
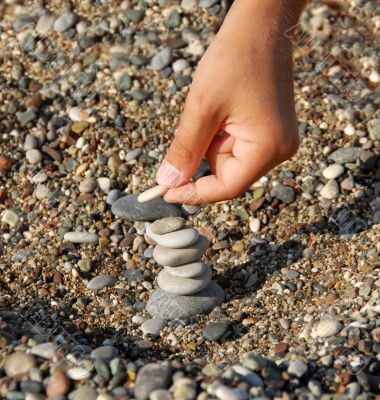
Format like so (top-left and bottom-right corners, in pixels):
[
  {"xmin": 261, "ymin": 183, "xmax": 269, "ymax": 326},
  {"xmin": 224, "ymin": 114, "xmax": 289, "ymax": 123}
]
[
  {"xmin": 53, "ymin": 11, "xmax": 77, "ymax": 32},
  {"xmin": 150, "ymin": 217, "xmax": 185, "ymax": 234},
  {"xmin": 71, "ymin": 385, "xmax": 97, "ymax": 400},
  {"xmin": 146, "ymin": 224, "xmax": 199, "ymax": 248},
  {"xmin": 153, "ymin": 235, "xmax": 209, "ymax": 266},
  {"xmin": 112, "ymin": 194, "xmax": 181, "ymax": 221},
  {"xmin": 202, "ymin": 321, "xmax": 229, "ymax": 341},
  {"xmin": 87, "ymin": 275, "xmax": 117, "ymax": 290},
  {"xmin": 90, "ymin": 345, "xmax": 118, "ymax": 360},
  {"xmin": 135, "ymin": 363, "xmax": 172, "ymax": 400},
  {"xmin": 328, "ymin": 147, "xmax": 362, "ymax": 164},
  {"xmin": 165, "ymin": 261, "xmax": 208, "ymax": 278},
  {"xmin": 151, "ymin": 48, "xmax": 172, "ymax": 71},
  {"xmin": 146, "ymin": 282, "xmax": 224, "ymax": 318},
  {"xmin": 157, "ymin": 266, "xmax": 212, "ymax": 295},
  {"xmin": 141, "ymin": 318, "xmax": 167, "ymax": 337}
]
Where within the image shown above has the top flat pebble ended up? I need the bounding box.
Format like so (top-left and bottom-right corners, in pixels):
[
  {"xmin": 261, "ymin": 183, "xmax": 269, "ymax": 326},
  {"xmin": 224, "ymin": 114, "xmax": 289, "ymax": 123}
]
[
  {"xmin": 150, "ymin": 217, "xmax": 186, "ymax": 235},
  {"xmin": 112, "ymin": 194, "xmax": 182, "ymax": 221}
]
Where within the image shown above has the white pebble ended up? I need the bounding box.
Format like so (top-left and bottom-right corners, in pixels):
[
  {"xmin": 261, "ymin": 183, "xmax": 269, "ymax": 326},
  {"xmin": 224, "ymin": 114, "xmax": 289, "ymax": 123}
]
[
  {"xmin": 344, "ymin": 124, "xmax": 355, "ymax": 136},
  {"xmin": 1, "ymin": 210, "xmax": 19, "ymax": 228},
  {"xmin": 314, "ymin": 319, "xmax": 342, "ymax": 338},
  {"xmin": 322, "ymin": 164, "xmax": 345, "ymax": 179},
  {"xmin": 320, "ymin": 179, "xmax": 339, "ymax": 200},
  {"xmin": 68, "ymin": 107, "xmax": 89, "ymax": 122},
  {"xmin": 26, "ymin": 149, "xmax": 42, "ymax": 164},
  {"xmin": 97, "ymin": 177, "xmax": 112, "ymax": 193},
  {"xmin": 66, "ymin": 367, "xmax": 91, "ymax": 380},
  {"xmin": 369, "ymin": 71, "xmax": 380, "ymax": 83},
  {"xmin": 64, "ymin": 231, "xmax": 99, "ymax": 244},
  {"xmin": 32, "ymin": 171, "xmax": 48, "ymax": 183},
  {"xmin": 138, "ymin": 185, "xmax": 167, "ymax": 203},
  {"xmin": 249, "ymin": 218, "xmax": 260, "ymax": 233}
]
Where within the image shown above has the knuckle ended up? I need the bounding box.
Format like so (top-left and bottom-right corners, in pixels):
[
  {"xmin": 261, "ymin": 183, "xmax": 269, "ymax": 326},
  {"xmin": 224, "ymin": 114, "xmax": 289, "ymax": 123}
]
[{"xmin": 169, "ymin": 136, "xmax": 194, "ymax": 163}]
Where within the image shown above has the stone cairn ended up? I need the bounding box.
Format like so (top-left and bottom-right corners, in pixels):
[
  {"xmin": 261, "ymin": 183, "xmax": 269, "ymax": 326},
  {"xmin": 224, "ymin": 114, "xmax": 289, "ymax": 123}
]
[{"xmin": 145, "ymin": 217, "xmax": 224, "ymax": 319}]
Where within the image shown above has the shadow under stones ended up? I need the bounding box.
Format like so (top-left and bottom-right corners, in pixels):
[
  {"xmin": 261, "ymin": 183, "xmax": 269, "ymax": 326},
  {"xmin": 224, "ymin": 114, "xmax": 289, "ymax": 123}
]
[
  {"xmin": 0, "ymin": 298, "xmax": 190, "ymax": 367},
  {"xmin": 298, "ymin": 162, "xmax": 379, "ymax": 237},
  {"xmin": 214, "ymin": 239, "xmax": 305, "ymax": 303}
]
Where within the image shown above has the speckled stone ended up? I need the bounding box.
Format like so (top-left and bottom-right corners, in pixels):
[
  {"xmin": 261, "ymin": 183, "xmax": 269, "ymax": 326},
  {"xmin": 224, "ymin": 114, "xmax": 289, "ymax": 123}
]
[
  {"xmin": 146, "ymin": 282, "xmax": 224, "ymax": 318},
  {"xmin": 150, "ymin": 217, "xmax": 186, "ymax": 235}
]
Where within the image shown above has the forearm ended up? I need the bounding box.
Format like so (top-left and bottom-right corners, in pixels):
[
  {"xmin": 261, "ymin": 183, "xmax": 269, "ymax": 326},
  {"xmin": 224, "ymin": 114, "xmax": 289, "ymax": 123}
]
[{"xmin": 230, "ymin": 0, "xmax": 307, "ymax": 31}]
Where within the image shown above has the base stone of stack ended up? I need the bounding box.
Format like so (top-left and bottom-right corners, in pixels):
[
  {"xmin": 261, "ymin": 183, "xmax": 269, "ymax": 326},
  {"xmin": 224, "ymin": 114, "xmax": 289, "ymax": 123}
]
[{"xmin": 146, "ymin": 282, "xmax": 224, "ymax": 319}]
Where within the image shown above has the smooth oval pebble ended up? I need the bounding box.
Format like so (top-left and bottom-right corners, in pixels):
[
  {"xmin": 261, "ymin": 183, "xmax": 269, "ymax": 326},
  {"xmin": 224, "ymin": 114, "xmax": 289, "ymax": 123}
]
[
  {"xmin": 322, "ymin": 164, "xmax": 345, "ymax": 179},
  {"xmin": 66, "ymin": 367, "xmax": 91, "ymax": 380},
  {"xmin": 138, "ymin": 185, "xmax": 167, "ymax": 203},
  {"xmin": 146, "ymin": 224, "xmax": 199, "ymax": 249},
  {"xmin": 134, "ymin": 363, "xmax": 172, "ymax": 400},
  {"xmin": 165, "ymin": 261, "xmax": 208, "ymax": 278},
  {"xmin": 64, "ymin": 231, "xmax": 99, "ymax": 244},
  {"xmin": 203, "ymin": 321, "xmax": 229, "ymax": 341},
  {"xmin": 91, "ymin": 345, "xmax": 118, "ymax": 360},
  {"xmin": 153, "ymin": 235, "xmax": 209, "ymax": 267},
  {"xmin": 5, "ymin": 352, "xmax": 36, "ymax": 378},
  {"xmin": 87, "ymin": 275, "xmax": 117, "ymax": 290},
  {"xmin": 320, "ymin": 179, "xmax": 339, "ymax": 200},
  {"xmin": 314, "ymin": 319, "xmax": 342, "ymax": 338},
  {"xmin": 26, "ymin": 149, "xmax": 42, "ymax": 164},
  {"xmin": 150, "ymin": 217, "xmax": 185, "ymax": 235},
  {"xmin": 141, "ymin": 318, "xmax": 167, "ymax": 337},
  {"xmin": 157, "ymin": 266, "xmax": 212, "ymax": 295}
]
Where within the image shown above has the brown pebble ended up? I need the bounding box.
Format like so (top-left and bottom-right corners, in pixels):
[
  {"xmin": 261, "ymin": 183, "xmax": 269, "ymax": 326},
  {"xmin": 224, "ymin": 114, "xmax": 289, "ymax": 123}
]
[
  {"xmin": 46, "ymin": 370, "xmax": 71, "ymax": 397},
  {"xmin": 249, "ymin": 197, "xmax": 265, "ymax": 212},
  {"xmin": 0, "ymin": 190, "xmax": 7, "ymax": 204},
  {"xmin": 274, "ymin": 342, "xmax": 289, "ymax": 355},
  {"xmin": 53, "ymin": 272, "xmax": 63, "ymax": 285},
  {"xmin": 0, "ymin": 155, "xmax": 13, "ymax": 171},
  {"xmin": 38, "ymin": 288, "xmax": 49, "ymax": 298},
  {"xmin": 126, "ymin": 259, "xmax": 137, "ymax": 269},
  {"xmin": 42, "ymin": 145, "xmax": 63, "ymax": 162},
  {"xmin": 120, "ymin": 234, "xmax": 135, "ymax": 248}
]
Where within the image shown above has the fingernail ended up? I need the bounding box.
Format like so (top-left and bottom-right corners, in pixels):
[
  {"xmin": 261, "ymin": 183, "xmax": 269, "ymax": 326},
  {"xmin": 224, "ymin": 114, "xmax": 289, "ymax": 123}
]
[{"xmin": 156, "ymin": 160, "xmax": 182, "ymax": 186}]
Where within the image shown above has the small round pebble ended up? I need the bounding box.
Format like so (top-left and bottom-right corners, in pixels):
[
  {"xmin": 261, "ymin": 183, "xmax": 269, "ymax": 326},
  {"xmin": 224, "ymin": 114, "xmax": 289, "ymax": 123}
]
[
  {"xmin": 26, "ymin": 149, "xmax": 42, "ymax": 164},
  {"xmin": 203, "ymin": 321, "xmax": 229, "ymax": 341},
  {"xmin": 141, "ymin": 318, "xmax": 167, "ymax": 337},
  {"xmin": 322, "ymin": 164, "xmax": 345, "ymax": 179}
]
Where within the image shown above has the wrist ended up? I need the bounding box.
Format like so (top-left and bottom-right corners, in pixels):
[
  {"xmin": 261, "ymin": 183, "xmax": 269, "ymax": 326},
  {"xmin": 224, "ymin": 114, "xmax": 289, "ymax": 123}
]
[{"xmin": 232, "ymin": 0, "xmax": 306, "ymax": 29}]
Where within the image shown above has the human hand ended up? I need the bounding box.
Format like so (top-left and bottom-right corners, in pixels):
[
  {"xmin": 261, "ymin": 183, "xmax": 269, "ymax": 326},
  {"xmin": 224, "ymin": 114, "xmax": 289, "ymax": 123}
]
[{"xmin": 156, "ymin": 0, "xmax": 306, "ymax": 205}]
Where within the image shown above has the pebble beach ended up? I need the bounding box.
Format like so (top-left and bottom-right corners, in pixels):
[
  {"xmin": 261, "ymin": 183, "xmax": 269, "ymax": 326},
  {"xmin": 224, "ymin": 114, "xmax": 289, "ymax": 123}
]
[{"xmin": 0, "ymin": 0, "xmax": 379, "ymax": 399}]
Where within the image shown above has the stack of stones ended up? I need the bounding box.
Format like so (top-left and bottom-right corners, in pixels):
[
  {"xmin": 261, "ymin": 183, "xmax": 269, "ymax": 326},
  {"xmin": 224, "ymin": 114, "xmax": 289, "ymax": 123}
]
[{"xmin": 145, "ymin": 217, "xmax": 224, "ymax": 319}]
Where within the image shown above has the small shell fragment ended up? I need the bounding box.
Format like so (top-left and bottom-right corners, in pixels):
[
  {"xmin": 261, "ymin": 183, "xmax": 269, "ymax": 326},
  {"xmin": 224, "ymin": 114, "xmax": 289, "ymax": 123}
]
[{"xmin": 137, "ymin": 185, "xmax": 167, "ymax": 203}]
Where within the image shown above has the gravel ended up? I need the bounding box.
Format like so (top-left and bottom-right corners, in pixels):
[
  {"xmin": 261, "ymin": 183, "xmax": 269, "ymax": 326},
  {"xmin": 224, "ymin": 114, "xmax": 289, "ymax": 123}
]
[{"xmin": 0, "ymin": 1, "xmax": 378, "ymax": 399}]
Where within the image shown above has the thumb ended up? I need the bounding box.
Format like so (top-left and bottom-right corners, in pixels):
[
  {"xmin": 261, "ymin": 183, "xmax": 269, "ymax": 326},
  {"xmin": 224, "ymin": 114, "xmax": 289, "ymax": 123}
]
[{"xmin": 156, "ymin": 101, "xmax": 219, "ymax": 188}]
